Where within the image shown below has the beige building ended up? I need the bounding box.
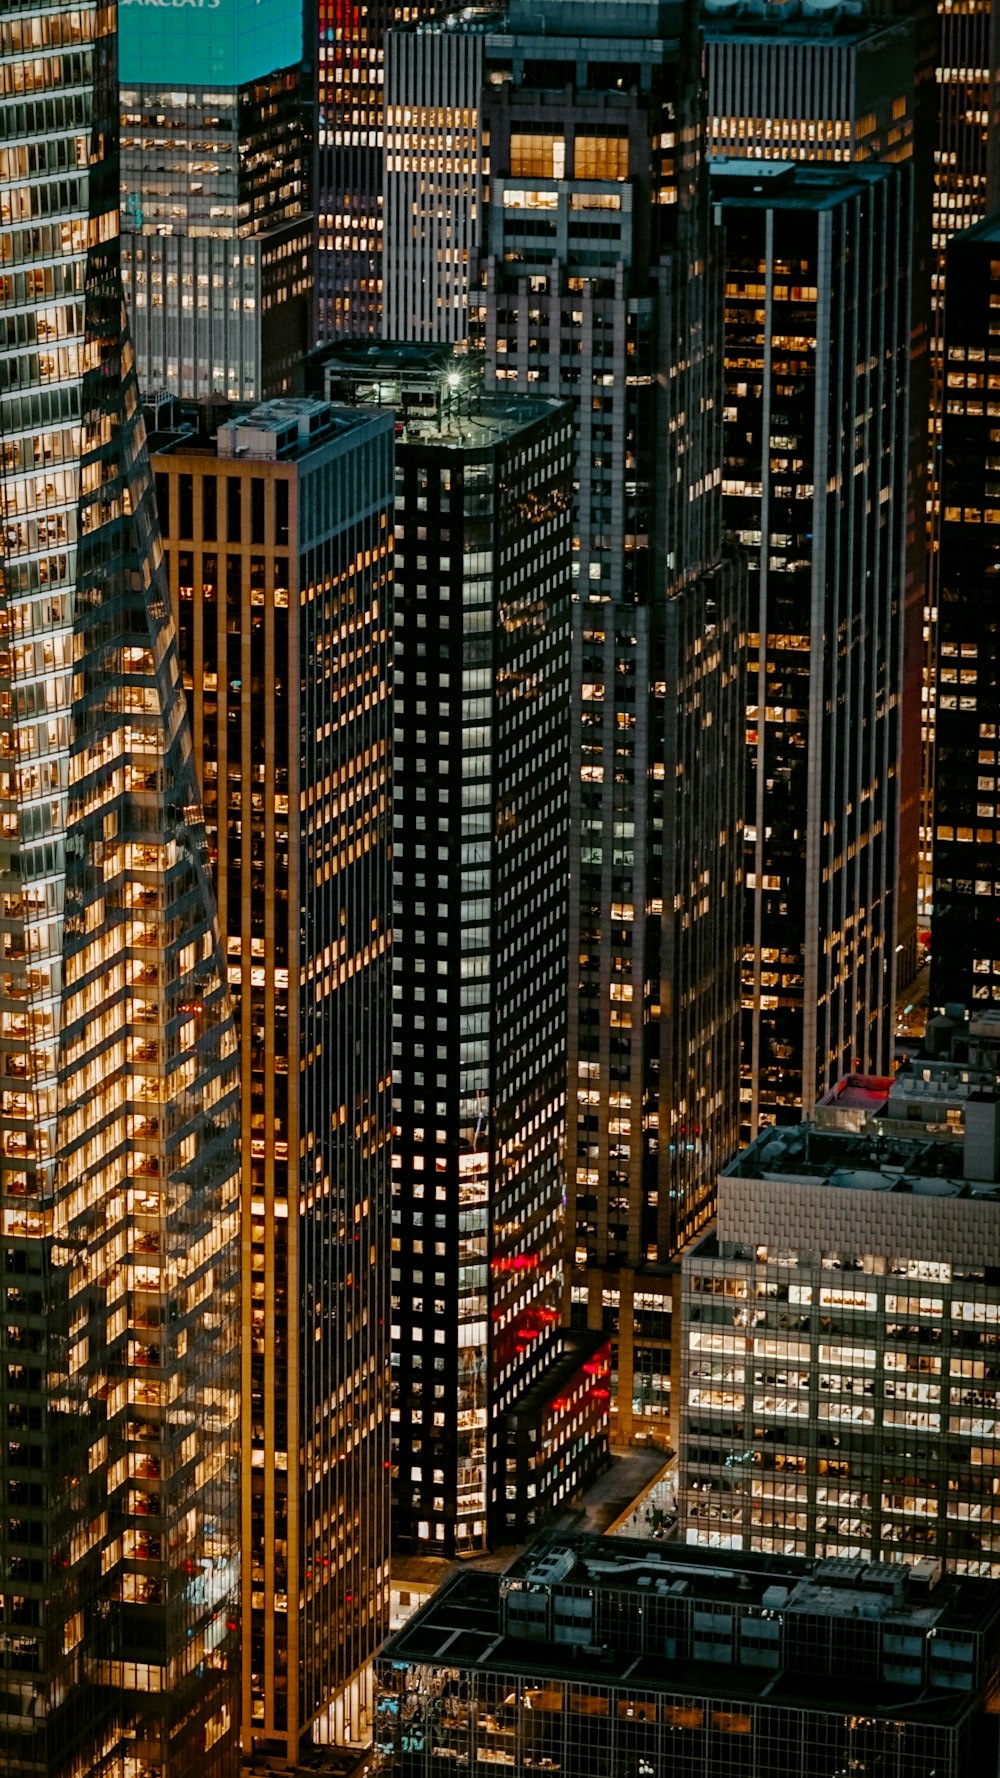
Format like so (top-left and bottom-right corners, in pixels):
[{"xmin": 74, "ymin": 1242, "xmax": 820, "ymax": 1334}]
[{"xmin": 151, "ymin": 399, "xmax": 395, "ymax": 1753}]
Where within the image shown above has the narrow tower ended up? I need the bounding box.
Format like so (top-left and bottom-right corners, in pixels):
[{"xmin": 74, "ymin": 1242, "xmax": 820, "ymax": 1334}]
[{"xmin": 0, "ymin": 8, "xmax": 241, "ymax": 1777}]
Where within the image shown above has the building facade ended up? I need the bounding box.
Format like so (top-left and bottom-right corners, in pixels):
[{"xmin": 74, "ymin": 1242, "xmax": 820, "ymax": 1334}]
[
  {"xmin": 150, "ymin": 399, "xmax": 395, "ymax": 1751},
  {"xmin": 703, "ymin": 1, "xmax": 927, "ymax": 971},
  {"xmin": 473, "ymin": 0, "xmax": 746, "ymax": 1443},
  {"xmin": 316, "ymin": 0, "xmax": 445, "ymax": 338},
  {"xmin": 931, "ymin": 213, "xmax": 1000, "ymax": 1011},
  {"xmin": 323, "ymin": 345, "xmax": 610, "ymax": 1553},
  {"xmin": 374, "ymin": 1536, "xmax": 1000, "ymax": 1778},
  {"xmin": 119, "ymin": 0, "xmax": 311, "ymax": 401},
  {"xmin": 715, "ymin": 161, "xmax": 908, "ymax": 1133},
  {"xmin": 704, "ymin": 3, "xmax": 917, "ymax": 164},
  {"xmin": 678, "ymin": 1110, "xmax": 1000, "ymax": 1575},
  {"xmin": 383, "ymin": 16, "xmax": 494, "ymax": 343},
  {"xmin": 0, "ymin": 7, "xmax": 241, "ymax": 1778}
]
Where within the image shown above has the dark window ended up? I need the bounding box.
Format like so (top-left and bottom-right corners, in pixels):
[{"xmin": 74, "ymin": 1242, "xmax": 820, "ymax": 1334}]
[
  {"xmin": 251, "ymin": 477, "xmax": 266, "ymax": 545},
  {"xmin": 202, "ymin": 475, "xmax": 217, "ymax": 541},
  {"xmin": 154, "ymin": 472, "xmax": 170, "ymax": 537},
  {"xmin": 227, "ymin": 476, "xmax": 242, "ymax": 542},
  {"xmin": 178, "ymin": 473, "xmax": 193, "ymax": 539},
  {"xmin": 275, "ymin": 478, "xmax": 289, "ymax": 547}
]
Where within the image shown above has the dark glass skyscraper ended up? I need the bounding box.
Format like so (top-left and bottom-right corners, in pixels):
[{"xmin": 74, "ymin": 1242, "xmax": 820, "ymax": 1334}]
[
  {"xmin": 716, "ymin": 161, "xmax": 909, "ymax": 1132},
  {"xmin": 702, "ymin": 4, "xmax": 927, "ymax": 986},
  {"xmin": 472, "ymin": 0, "xmax": 745, "ymax": 1442},
  {"xmin": 0, "ymin": 6, "xmax": 240, "ymax": 1778},
  {"xmin": 931, "ymin": 213, "xmax": 1000, "ymax": 1010},
  {"xmin": 322, "ymin": 344, "xmax": 611, "ymax": 1555}
]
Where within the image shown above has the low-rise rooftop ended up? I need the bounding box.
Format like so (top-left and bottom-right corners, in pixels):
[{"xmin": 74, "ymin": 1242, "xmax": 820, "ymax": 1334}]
[
  {"xmin": 378, "ymin": 1535, "xmax": 1000, "ymax": 1718},
  {"xmin": 725, "ymin": 1120, "xmax": 1000, "ymax": 1200}
]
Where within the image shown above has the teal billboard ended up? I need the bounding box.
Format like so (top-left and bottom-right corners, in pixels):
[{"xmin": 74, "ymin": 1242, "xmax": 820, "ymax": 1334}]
[{"xmin": 119, "ymin": 0, "xmax": 303, "ymax": 90}]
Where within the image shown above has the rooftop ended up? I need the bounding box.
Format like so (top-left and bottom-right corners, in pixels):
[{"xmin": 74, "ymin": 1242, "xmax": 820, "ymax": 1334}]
[
  {"xmin": 709, "ymin": 158, "xmax": 888, "ymax": 209},
  {"xmin": 394, "ymin": 5, "xmax": 503, "ymax": 34},
  {"xmin": 504, "ymin": 1538, "xmax": 958, "ymax": 1619},
  {"xmin": 149, "ymin": 397, "xmax": 388, "ymax": 463},
  {"xmin": 724, "ymin": 1119, "xmax": 1000, "ymax": 1200},
  {"xmin": 321, "ymin": 345, "xmax": 569, "ymax": 448},
  {"xmin": 702, "ymin": 0, "xmax": 903, "ymax": 40},
  {"xmin": 378, "ymin": 1535, "xmax": 1000, "ymax": 1715},
  {"xmin": 506, "ymin": 0, "xmax": 684, "ymax": 38},
  {"xmin": 818, "ymin": 1074, "xmax": 893, "ymax": 1113}
]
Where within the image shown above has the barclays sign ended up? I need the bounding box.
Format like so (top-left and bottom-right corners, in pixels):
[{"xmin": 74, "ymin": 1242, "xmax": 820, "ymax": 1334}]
[{"xmin": 119, "ymin": 0, "xmax": 302, "ymax": 89}]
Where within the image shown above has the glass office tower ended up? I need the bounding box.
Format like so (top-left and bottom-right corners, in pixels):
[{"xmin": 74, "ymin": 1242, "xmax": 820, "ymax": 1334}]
[
  {"xmin": 119, "ymin": 0, "xmax": 311, "ymax": 401},
  {"xmin": 715, "ymin": 162, "xmax": 909, "ymax": 1133},
  {"xmin": 473, "ymin": 0, "xmax": 746, "ymax": 1443},
  {"xmin": 0, "ymin": 8, "xmax": 241, "ymax": 1778}
]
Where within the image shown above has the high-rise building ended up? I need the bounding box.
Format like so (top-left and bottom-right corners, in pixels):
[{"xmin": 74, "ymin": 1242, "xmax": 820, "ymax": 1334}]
[
  {"xmin": 0, "ymin": 8, "xmax": 241, "ymax": 1778},
  {"xmin": 931, "ymin": 213, "xmax": 1000, "ymax": 1012},
  {"xmin": 714, "ymin": 161, "xmax": 908, "ymax": 1133},
  {"xmin": 316, "ymin": 0, "xmax": 446, "ymax": 339},
  {"xmin": 374, "ymin": 1536, "xmax": 1000, "ymax": 1777},
  {"xmin": 935, "ymin": 1, "xmax": 997, "ymax": 251},
  {"xmin": 119, "ymin": 0, "xmax": 311, "ymax": 402},
  {"xmin": 922, "ymin": 2, "xmax": 1000, "ymax": 927},
  {"xmin": 703, "ymin": 0, "xmax": 928, "ymax": 994},
  {"xmin": 149, "ymin": 398, "xmax": 395, "ymax": 1750},
  {"xmin": 322, "ymin": 343, "xmax": 610, "ymax": 1554},
  {"xmin": 382, "ymin": 15, "xmax": 495, "ymax": 343},
  {"xmin": 472, "ymin": 0, "xmax": 746, "ymax": 1444},
  {"xmin": 678, "ymin": 1097, "xmax": 1000, "ymax": 1574},
  {"xmin": 704, "ymin": 3, "xmax": 917, "ymax": 164}
]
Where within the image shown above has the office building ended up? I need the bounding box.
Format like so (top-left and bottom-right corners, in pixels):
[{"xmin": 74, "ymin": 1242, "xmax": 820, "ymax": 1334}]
[
  {"xmin": 704, "ymin": 0, "xmax": 928, "ymax": 990},
  {"xmin": 931, "ymin": 212, "xmax": 1000, "ymax": 1012},
  {"xmin": 316, "ymin": 0, "xmax": 446, "ymax": 338},
  {"xmin": 714, "ymin": 161, "xmax": 908, "ymax": 1133},
  {"xmin": 0, "ymin": 7, "xmax": 241, "ymax": 1778},
  {"xmin": 935, "ymin": 1, "xmax": 997, "ymax": 251},
  {"xmin": 119, "ymin": 0, "xmax": 311, "ymax": 401},
  {"xmin": 704, "ymin": 2, "xmax": 917, "ymax": 164},
  {"xmin": 383, "ymin": 15, "xmax": 495, "ymax": 342},
  {"xmin": 150, "ymin": 399, "xmax": 395, "ymax": 1749},
  {"xmin": 323, "ymin": 344, "xmax": 610, "ymax": 1553},
  {"xmin": 374, "ymin": 1535, "xmax": 1000, "ymax": 1777},
  {"xmin": 678, "ymin": 1106, "xmax": 1000, "ymax": 1574},
  {"xmin": 472, "ymin": 0, "xmax": 746, "ymax": 1443}
]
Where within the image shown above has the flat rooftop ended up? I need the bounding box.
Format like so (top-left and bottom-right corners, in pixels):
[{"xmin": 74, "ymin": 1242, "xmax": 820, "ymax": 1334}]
[
  {"xmin": 818, "ymin": 1074, "xmax": 892, "ymax": 1112},
  {"xmin": 150, "ymin": 399, "xmax": 388, "ymax": 463},
  {"xmin": 394, "ymin": 5, "xmax": 503, "ymax": 33},
  {"xmin": 709, "ymin": 158, "xmax": 889, "ymax": 209},
  {"xmin": 702, "ymin": 4, "xmax": 907, "ymax": 47},
  {"xmin": 322, "ymin": 340, "xmax": 457, "ymax": 379},
  {"xmin": 724, "ymin": 1122, "xmax": 1000, "ymax": 1200},
  {"xmin": 378, "ymin": 1536, "xmax": 999, "ymax": 1716}
]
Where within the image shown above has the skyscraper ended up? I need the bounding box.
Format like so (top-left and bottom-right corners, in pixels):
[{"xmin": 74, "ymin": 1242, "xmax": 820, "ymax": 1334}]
[
  {"xmin": 0, "ymin": 7, "xmax": 240, "ymax": 1778},
  {"xmin": 322, "ymin": 343, "xmax": 611, "ymax": 1555},
  {"xmin": 382, "ymin": 15, "xmax": 495, "ymax": 343},
  {"xmin": 931, "ymin": 213, "xmax": 1000, "ymax": 1011},
  {"xmin": 703, "ymin": 0, "xmax": 928, "ymax": 995},
  {"xmin": 316, "ymin": 0, "xmax": 446, "ymax": 338},
  {"xmin": 472, "ymin": 0, "xmax": 746, "ymax": 1443},
  {"xmin": 704, "ymin": 4, "xmax": 917, "ymax": 164},
  {"xmin": 149, "ymin": 397, "xmax": 395, "ymax": 1751},
  {"xmin": 119, "ymin": 0, "xmax": 311, "ymax": 401},
  {"xmin": 716, "ymin": 161, "xmax": 908, "ymax": 1133}
]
